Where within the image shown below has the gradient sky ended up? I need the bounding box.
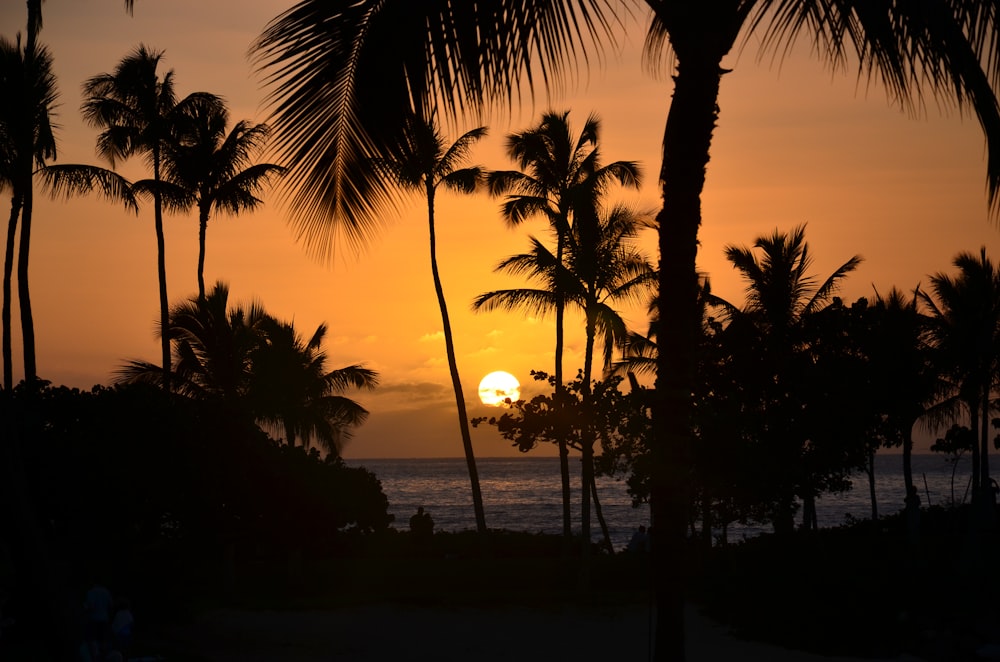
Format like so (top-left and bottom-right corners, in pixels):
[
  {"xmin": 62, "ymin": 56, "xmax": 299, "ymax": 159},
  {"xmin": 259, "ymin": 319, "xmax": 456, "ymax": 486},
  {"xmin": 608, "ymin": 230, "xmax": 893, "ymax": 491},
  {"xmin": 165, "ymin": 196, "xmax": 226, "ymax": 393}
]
[{"xmin": 3, "ymin": 1, "xmax": 998, "ymax": 458}]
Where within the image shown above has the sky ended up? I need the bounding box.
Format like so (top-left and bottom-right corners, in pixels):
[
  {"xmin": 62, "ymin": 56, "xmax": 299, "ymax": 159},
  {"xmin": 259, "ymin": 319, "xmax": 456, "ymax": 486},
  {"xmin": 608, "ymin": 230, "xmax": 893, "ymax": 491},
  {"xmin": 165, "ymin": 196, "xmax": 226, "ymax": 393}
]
[{"xmin": 2, "ymin": 1, "xmax": 999, "ymax": 458}]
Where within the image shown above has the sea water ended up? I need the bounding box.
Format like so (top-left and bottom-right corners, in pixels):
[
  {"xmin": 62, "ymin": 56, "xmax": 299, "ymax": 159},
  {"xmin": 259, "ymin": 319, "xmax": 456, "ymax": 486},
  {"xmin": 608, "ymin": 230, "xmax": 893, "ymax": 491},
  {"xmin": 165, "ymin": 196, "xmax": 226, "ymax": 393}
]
[{"xmin": 346, "ymin": 453, "xmax": 973, "ymax": 550}]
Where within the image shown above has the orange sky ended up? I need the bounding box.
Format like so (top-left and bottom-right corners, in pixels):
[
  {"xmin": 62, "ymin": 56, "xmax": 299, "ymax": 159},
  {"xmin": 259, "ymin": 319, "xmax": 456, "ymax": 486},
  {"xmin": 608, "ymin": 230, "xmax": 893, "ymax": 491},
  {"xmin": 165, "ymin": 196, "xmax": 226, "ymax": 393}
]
[{"xmin": 2, "ymin": 1, "xmax": 998, "ymax": 458}]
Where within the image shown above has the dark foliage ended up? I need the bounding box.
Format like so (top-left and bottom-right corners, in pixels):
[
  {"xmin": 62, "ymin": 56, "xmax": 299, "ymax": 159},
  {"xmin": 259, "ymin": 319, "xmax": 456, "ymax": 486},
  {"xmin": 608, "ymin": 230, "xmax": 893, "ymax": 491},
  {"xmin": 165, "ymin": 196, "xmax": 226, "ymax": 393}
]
[{"xmin": 0, "ymin": 381, "xmax": 391, "ymax": 627}]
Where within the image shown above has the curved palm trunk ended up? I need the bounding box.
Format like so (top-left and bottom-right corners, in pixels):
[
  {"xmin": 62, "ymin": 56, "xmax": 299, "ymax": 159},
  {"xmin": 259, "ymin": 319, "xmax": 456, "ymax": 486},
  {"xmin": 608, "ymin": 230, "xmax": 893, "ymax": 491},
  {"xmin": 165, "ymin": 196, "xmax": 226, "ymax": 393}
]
[
  {"xmin": 903, "ymin": 426, "xmax": 914, "ymax": 495},
  {"xmin": 426, "ymin": 186, "xmax": 487, "ymax": 535},
  {"xmin": 3, "ymin": 197, "xmax": 22, "ymax": 390},
  {"xmin": 578, "ymin": 306, "xmax": 599, "ymax": 588},
  {"xmin": 981, "ymin": 386, "xmax": 991, "ymax": 495},
  {"xmin": 197, "ymin": 203, "xmax": 209, "ymax": 301},
  {"xmin": 152, "ymin": 153, "xmax": 172, "ymax": 391},
  {"xmin": 554, "ymin": 235, "xmax": 572, "ymax": 544},
  {"xmin": 970, "ymin": 397, "xmax": 981, "ymax": 498},
  {"xmin": 653, "ymin": 47, "xmax": 732, "ymax": 662},
  {"xmin": 17, "ymin": 184, "xmax": 36, "ymax": 383},
  {"xmin": 589, "ymin": 473, "xmax": 614, "ymax": 554}
]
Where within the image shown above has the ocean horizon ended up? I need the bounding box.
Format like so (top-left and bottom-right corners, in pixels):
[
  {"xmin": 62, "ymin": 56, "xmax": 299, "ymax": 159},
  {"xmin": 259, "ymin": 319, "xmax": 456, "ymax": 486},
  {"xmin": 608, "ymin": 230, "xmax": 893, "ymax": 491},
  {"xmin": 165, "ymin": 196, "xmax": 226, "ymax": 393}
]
[{"xmin": 347, "ymin": 452, "xmax": 974, "ymax": 550}]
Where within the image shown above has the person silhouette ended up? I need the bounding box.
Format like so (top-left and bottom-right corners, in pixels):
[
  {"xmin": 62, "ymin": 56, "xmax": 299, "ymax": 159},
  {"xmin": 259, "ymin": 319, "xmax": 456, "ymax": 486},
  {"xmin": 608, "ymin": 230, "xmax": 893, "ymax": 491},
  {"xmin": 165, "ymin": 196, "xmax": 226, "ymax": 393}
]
[
  {"xmin": 83, "ymin": 581, "xmax": 113, "ymax": 660},
  {"xmin": 409, "ymin": 506, "xmax": 434, "ymax": 551},
  {"xmin": 627, "ymin": 525, "xmax": 650, "ymax": 553}
]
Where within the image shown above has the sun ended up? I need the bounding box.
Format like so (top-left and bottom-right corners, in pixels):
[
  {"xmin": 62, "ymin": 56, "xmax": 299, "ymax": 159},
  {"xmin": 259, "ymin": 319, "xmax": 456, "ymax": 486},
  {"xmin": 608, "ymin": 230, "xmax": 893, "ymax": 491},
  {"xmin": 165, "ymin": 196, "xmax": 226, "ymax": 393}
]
[{"xmin": 478, "ymin": 371, "xmax": 521, "ymax": 407}]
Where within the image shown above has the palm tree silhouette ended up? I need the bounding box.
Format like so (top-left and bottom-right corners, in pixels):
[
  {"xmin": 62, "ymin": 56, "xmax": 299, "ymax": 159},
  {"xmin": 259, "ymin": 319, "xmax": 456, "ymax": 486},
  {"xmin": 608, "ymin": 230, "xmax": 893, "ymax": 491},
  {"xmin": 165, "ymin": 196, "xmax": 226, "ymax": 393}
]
[
  {"xmin": 370, "ymin": 114, "xmax": 489, "ymax": 534},
  {"xmin": 486, "ymin": 110, "xmax": 640, "ymax": 541},
  {"xmin": 0, "ymin": 36, "xmax": 56, "ymax": 388},
  {"xmin": 864, "ymin": 287, "xmax": 938, "ymax": 500},
  {"xmin": 161, "ymin": 103, "xmax": 285, "ymax": 301},
  {"xmin": 922, "ymin": 247, "xmax": 1000, "ymax": 502},
  {"xmin": 476, "ymin": 200, "xmax": 654, "ymax": 567},
  {"xmin": 82, "ymin": 45, "xmax": 223, "ymax": 392},
  {"xmin": 251, "ymin": 4, "xmax": 1000, "ymax": 658},
  {"xmin": 117, "ymin": 282, "xmax": 378, "ymax": 455},
  {"xmin": 251, "ymin": 316, "xmax": 377, "ymax": 455},
  {"xmin": 708, "ymin": 225, "xmax": 861, "ymax": 533}
]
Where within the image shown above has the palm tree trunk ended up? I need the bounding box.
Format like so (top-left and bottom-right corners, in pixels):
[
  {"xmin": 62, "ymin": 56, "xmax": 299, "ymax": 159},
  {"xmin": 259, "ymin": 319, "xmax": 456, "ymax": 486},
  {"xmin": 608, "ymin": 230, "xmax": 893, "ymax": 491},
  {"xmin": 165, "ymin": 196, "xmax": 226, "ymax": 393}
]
[
  {"xmin": 153, "ymin": 153, "xmax": 171, "ymax": 392},
  {"xmin": 197, "ymin": 206, "xmax": 209, "ymax": 301},
  {"xmin": 16, "ymin": 184, "xmax": 36, "ymax": 383},
  {"xmin": 555, "ymin": 236, "xmax": 572, "ymax": 544},
  {"xmin": 3, "ymin": 197, "xmax": 21, "ymax": 390},
  {"xmin": 868, "ymin": 449, "xmax": 879, "ymax": 521},
  {"xmin": 970, "ymin": 398, "xmax": 981, "ymax": 498},
  {"xmin": 589, "ymin": 473, "xmax": 614, "ymax": 554},
  {"xmin": 981, "ymin": 386, "xmax": 991, "ymax": 494},
  {"xmin": 902, "ymin": 426, "xmax": 914, "ymax": 495},
  {"xmin": 652, "ymin": 43, "xmax": 733, "ymax": 662},
  {"xmin": 426, "ymin": 187, "xmax": 487, "ymax": 534}
]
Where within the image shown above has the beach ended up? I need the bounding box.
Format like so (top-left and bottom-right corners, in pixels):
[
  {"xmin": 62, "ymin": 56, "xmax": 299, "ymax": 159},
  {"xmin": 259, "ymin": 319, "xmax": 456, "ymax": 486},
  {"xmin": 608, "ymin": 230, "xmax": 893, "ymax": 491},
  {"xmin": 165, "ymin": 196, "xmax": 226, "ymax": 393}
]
[{"xmin": 151, "ymin": 602, "xmax": 923, "ymax": 662}]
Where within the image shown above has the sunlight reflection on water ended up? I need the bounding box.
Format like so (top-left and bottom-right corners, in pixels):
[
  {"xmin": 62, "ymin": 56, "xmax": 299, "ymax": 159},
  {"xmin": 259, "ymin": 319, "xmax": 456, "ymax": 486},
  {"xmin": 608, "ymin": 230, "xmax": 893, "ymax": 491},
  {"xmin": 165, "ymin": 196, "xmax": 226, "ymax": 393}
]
[{"xmin": 347, "ymin": 453, "xmax": 972, "ymax": 549}]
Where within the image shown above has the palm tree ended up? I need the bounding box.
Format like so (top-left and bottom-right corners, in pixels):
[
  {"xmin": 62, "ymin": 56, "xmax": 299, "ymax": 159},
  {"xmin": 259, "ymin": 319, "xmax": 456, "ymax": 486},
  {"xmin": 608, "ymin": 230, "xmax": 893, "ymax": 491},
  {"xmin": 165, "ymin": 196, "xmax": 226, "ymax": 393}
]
[
  {"xmin": 117, "ymin": 282, "xmax": 378, "ymax": 454},
  {"xmin": 250, "ymin": 316, "xmax": 377, "ymax": 455},
  {"xmin": 370, "ymin": 113, "xmax": 489, "ymax": 534},
  {"xmin": 487, "ymin": 110, "xmax": 640, "ymax": 542},
  {"xmin": 250, "ymin": 4, "xmax": 1000, "ymax": 659},
  {"xmin": 161, "ymin": 103, "xmax": 284, "ymax": 301},
  {"xmin": 708, "ymin": 225, "xmax": 861, "ymax": 533},
  {"xmin": 0, "ymin": 36, "xmax": 56, "ymax": 388},
  {"xmin": 82, "ymin": 45, "xmax": 223, "ymax": 391},
  {"xmin": 922, "ymin": 248, "xmax": 1000, "ymax": 502},
  {"xmin": 477, "ymin": 200, "xmax": 654, "ymax": 569},
  {"xmin": 863, "ymin": 287, "xmax": 938, "ymax": 499}
]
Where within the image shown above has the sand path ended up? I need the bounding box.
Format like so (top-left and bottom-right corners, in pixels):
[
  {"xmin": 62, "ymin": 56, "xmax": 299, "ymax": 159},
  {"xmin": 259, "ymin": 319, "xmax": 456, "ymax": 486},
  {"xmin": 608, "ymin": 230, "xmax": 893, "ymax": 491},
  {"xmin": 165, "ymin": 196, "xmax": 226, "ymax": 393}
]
[{"xmin": 153, "ymin": 602, "xmax": 924, "ymax": 661}]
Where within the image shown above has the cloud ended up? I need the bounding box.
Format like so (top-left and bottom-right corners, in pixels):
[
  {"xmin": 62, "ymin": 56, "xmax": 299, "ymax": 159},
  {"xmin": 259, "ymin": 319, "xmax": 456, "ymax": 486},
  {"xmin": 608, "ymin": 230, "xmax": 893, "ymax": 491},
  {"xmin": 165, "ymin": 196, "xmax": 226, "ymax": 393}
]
[{"xmin": 419, "ymin": 331, "xmax": 444, "ymax": 342}]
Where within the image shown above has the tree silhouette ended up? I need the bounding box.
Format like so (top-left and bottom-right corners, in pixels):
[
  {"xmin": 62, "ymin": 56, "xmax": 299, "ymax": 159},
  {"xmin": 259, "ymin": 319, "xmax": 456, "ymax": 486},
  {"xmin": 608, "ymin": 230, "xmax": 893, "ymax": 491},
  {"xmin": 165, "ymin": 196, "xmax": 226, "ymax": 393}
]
[
  {"xmin": 862, "ymin": 287, "xmax": 939, "ymax": 500},
  {"xmin": 486, "ymin": 110, "xmax": 640, "ymax": 542},
  {"xmin": 251, "ymin": 315, "xmax": 377, "ymax": 454},
  {"xmin": 250, "ymin": 4, "xmax": 1000, "ymax": 658},
  {"xmin": 117, "ymin": 282, "xmax": 378, "ymax": 456},
  {"xmin": 161, "ymin": 103, "xmax": 284, "ymax": 301},
  {"xmin": 475, "ymin": 200, "xmax": 654, "ymax": 560},
  {"xmin": 82, "ymin": 45, "xmax": 224, "ymax": 392},
  {"xmin": 369, "ymin": 114, "xmax": 489, "ymax": 534},
  {"xmin": 708, "ymin": 225, "xmax": 862, "ymax": 533},
  {"xmin": 0, "ymin": 36, "xmax": 55, "ymax": 388},
  {"xmin": 921, "ymin": 247, "xmax": 1000, "ymax": 503}
]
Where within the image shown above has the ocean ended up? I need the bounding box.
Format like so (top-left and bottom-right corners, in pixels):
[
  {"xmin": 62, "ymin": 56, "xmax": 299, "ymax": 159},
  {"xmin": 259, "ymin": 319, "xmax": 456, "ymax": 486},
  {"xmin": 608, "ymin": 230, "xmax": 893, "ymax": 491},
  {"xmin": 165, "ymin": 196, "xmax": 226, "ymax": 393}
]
[{"xmin": 346, "ymin": 453, "xmax": 974, "ymax": 550}]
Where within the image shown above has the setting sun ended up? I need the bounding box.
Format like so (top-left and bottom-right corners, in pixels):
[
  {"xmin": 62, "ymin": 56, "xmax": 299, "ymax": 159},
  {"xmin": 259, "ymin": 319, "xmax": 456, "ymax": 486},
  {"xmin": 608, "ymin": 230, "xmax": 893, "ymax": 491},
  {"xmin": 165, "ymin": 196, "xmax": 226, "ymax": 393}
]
[{"xmin": 478, "ymin": 371, "xmax": 521, "ymax": 407}]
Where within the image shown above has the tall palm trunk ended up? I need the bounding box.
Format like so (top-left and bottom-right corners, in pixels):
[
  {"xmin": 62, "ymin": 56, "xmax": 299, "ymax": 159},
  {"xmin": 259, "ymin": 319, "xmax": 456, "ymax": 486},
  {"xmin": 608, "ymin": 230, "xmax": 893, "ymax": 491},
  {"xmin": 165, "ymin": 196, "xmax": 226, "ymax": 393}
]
[
  {"xmin": 152, "ymin": 151, "xmax": 172, "ymax": 391},
  {"xmin": 981, "ymin": 385, "xmax": 991, "ymax": 494},
  {"xmin": 197, "ymin": 202, "xmax": 209, "ymax": 301},
  {"xmin": 554, "ymin": 235, "xmax": 572, "ymax": 544},
  {"xmin": 652, "ymin": 43, "xmax": 733, "ymax": 662},
  {"xmin": 3, "ymin": 196, "xmax": 21, "ymax": 390},
  {"xmin": 579, "ymin": 304, "xmax": 598, "ymax": 585},
  {"xmin": 970, "ymin": 396, "xmax": 982, "ymax": 497},
  {"xmin": 903, "ymin": 425, "xmax": 914, "ymax": 495},
  {"xmin": 426, "ymin": 184, "xmax": 487, "ymax": 534},
  {"xmin": 16, "ymin": 180, "xmax": 35, "ymax": 383}
]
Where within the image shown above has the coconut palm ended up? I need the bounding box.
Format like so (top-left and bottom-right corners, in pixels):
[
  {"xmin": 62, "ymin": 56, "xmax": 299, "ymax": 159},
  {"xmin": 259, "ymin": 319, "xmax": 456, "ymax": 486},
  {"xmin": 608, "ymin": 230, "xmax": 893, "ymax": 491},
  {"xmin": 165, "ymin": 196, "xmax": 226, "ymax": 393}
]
[
  {"xmin": 921, "ymin": 248, "xmax": 1000, "ymax": 501},
  {"xmin": 117, "ymin": 282, "xmax": 378, "ymax": 455},
  {"xmin": 250, "ymin": 316, "xmax": 377, "ymax": 455},
  {"xmin": 487, "ymin": 110, "xmax": 640, "ymax": 541},
  {"xmin": 251, "ymin": 3, "xmax": 1000, "ymax": 658},
  {"xmin": 369, "ymin": 113, "xmax": 489, "ymax": 533},
  {"xmin": 476, "ymin": 201, "xmax": 655, "ymax": 561},
  {"xmin": 708, "ymin": 225, "xmax": 861, "ymax": 533},
  {"xmin": 82, "ymin": 45, "xmax": 223, "ymax": 391},
  {"xmin": 863, "ymin": 287, "xmax": 939, "ymax": 499},
  {"xmin": 0, "ymin": 36, "xmax": 55, "ymax": 388},
  {"xmin": 161, "ymin": 103, "xmax": 284, "ymax": 301}
]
